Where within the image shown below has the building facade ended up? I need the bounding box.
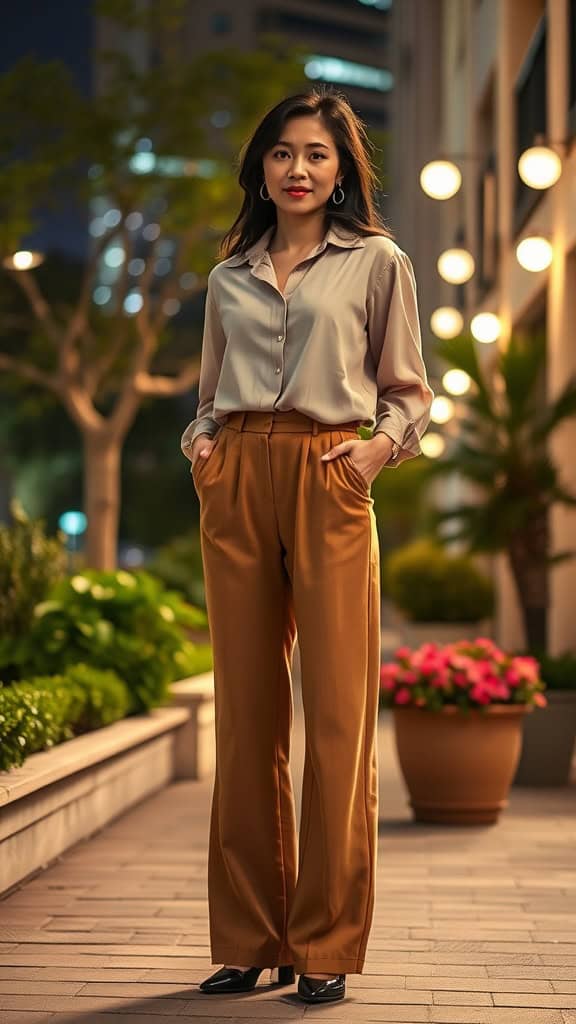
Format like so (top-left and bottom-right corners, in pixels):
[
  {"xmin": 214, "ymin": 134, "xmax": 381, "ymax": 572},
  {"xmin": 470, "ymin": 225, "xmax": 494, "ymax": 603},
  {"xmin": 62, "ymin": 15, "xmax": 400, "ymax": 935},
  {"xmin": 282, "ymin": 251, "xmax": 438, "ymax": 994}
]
[{"xmin": 389, "ymin": 0, "xmax": 576, "ymax": 653}]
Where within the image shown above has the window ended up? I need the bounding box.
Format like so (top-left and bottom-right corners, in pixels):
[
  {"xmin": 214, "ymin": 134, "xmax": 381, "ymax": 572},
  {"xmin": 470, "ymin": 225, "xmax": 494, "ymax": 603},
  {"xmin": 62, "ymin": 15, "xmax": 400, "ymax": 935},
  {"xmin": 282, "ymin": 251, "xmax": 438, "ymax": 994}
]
[
  {"xmin": 477, "ymin": 151, "xmax": 498, "ymax": 295},
  {"xmin": 513, "ymin": 15, "xmax": 547, "ymax": 235}
]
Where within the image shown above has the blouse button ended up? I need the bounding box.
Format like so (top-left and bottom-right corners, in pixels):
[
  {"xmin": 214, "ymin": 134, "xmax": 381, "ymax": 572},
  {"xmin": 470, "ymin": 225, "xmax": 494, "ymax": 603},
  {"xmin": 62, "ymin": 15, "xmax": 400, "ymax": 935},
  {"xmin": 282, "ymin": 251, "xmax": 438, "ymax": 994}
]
[
  {"xmin": 274, "ymin": 367, "xmax": 281, "ymax": 374},
  {"xmin": 277, "ymin": 334, "xmax": 283, "ymax": 342}
]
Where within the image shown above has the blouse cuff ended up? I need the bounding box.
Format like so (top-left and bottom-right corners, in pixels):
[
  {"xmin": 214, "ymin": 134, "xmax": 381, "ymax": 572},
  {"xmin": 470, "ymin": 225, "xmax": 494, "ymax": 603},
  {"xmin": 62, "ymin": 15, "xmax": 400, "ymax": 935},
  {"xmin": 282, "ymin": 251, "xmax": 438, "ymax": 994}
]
[
  {"xmin": 180, "ymin": 417, "xmax": 221, "ymax": 460},
  {"xmin": 374, "ymin": 412, "xmax": 423, "ymax": 467}
]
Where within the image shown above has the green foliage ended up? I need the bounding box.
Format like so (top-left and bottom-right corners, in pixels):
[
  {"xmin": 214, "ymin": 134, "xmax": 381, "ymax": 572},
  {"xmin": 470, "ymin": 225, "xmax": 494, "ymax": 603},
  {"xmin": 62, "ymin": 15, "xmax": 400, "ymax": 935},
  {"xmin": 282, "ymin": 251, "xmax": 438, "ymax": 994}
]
[
  {"xmin": 0, "ymin": 501, "xmax": 66, "ymax": 679},
  {"xmin": 525, "ymin": 650, "xmax": 576, "ymax": 692},
  {"xmin": 430, "ymin": 333, "xmax": 576, "ymax": 554},
  {"xmin": 64, "ymin": 663, "xmax": 132, "ymax": 731},
  {"xmin": 14, "ymin": 569, "xmax": 205, "ymax": 712},
  {"xmin": 148, "ymin": 530, "xmax": 206, "ymax": 607},
  {"xmin": 384, "ymin": 538, "xmax": 494, "ymax": 623},
  {"xmin": 172, "ymin": 642, "xmax": 214, "ymax": 680},
  {"xmin": 0, "ymin": 675, "xmax": 74, "ymax": 771},
  {"xmin": 0, "ymin": 664, "xmax": 130, "ymax": 772}
]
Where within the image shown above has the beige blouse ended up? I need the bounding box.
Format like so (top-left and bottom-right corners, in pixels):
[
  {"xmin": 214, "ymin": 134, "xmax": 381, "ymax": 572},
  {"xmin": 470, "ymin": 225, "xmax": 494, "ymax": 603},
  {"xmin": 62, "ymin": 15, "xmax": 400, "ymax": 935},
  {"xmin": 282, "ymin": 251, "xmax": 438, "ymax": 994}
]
[{"xmin": 181, "ymin": 220, "xmax": 434, "ymax": 467}]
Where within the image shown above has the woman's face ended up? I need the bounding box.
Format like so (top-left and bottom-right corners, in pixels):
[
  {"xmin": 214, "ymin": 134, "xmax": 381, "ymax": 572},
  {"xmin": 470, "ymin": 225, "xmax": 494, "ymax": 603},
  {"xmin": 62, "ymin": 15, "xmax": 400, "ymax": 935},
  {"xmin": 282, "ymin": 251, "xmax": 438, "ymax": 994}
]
[{"xmin": 261, "ymin": 114, "xmax": 342, "ymax": 215}]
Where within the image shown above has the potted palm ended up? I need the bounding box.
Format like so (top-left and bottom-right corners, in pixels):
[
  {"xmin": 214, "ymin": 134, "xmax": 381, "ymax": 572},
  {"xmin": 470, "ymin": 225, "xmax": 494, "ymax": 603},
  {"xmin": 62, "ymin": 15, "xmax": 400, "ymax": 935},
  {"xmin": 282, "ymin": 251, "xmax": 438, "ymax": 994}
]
[
  {"xmin": 380, "ymin": 638, "xmax": 547, "ymax": 824},
  {"xmin": 429, "ymin": 332, "xmax": 576, "ymax": 652}
]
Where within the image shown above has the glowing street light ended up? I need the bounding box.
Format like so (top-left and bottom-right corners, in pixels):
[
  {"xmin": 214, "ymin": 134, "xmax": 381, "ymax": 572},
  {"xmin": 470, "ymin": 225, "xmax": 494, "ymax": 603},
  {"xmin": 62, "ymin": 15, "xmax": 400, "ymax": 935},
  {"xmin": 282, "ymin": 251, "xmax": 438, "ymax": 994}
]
[
  {"xmin": 430, "ymin": 306, "xmax": 464, "ymax": 339},
  {"xmin": 437, "ymin": 248, "xmax": 475, "ymax": 284},
  {"xmin": 421, "ymin": 432, "xmax": 446, "ymax": 458},
  {"xmin": 471, "ymin": 312, "xmax": 501, "ymax": 344},
  {"xmin": 516, "ymin": 236, "xmax": 553, "ymax": 272},
  {"xmin": 420, "ymin": 160, "xmax": 462, "ymax": 200},
  {"xmin": 430, "ymin": 395, "xmax": 455, "ymax": 424},
  {"xmin": 442, "ymin": 369, "xmax": 471, "ymax": 396},
  {"xmin": 518, "ymin": 146, "xmax": 562, "ymax": 189},
  {"xmin": 3, "ymin": 250, "xmax": 45, "ymax": 271}
]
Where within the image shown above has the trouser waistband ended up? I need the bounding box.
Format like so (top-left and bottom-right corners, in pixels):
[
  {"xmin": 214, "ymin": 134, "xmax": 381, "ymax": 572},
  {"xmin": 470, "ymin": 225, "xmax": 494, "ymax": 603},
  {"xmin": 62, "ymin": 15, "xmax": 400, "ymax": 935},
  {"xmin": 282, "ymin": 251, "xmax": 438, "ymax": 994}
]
[{"xmin": 223, "ymin": 410, "xmax": 363, "ymax": 434}]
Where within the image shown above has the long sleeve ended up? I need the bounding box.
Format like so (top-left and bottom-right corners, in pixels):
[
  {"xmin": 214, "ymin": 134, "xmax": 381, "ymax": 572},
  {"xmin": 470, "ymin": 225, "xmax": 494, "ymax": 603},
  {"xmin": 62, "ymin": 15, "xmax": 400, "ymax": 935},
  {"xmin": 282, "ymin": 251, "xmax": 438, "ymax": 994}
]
[
  {"xmin": 366, "ymin": 248, "xmax": 434, "ymax": 467},
  {"xmin": 180, "ymin": 272, "xmax": 227, "ymax": 461}
]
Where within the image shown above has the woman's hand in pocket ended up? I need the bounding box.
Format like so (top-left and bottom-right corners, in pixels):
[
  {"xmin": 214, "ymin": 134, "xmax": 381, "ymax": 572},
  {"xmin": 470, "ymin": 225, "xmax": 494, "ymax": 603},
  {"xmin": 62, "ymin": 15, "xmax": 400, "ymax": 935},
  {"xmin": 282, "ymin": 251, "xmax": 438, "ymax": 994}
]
[{"xmin": 191, "ymin": 433, "xmax": 218, "ymax": 471}]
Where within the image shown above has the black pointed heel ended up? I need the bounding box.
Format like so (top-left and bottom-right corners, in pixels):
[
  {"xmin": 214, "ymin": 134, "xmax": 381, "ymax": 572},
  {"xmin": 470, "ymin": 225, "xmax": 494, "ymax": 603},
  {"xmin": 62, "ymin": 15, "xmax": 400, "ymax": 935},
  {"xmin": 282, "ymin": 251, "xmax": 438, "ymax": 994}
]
[
  {"xmin": 297, "ymin": 972, "xmax": 346, "ymax": 1003},
  {"xmin": 199, "ymin": 963, "xmax": 295, "ymax": 993}
]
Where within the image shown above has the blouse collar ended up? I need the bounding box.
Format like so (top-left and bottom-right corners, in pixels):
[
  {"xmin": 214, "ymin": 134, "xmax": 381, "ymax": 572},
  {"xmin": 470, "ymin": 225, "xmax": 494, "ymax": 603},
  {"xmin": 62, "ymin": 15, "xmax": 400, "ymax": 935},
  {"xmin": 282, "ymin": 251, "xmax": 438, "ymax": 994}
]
[{"xmin": 222, "ymin": 222, "xmax": 366, "ymax": 268}]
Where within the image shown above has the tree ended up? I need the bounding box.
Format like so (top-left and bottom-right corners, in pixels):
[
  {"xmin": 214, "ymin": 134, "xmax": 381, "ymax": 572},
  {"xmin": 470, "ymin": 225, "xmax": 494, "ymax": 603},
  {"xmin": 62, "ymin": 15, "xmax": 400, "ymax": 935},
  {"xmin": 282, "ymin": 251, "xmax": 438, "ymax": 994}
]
[
  {"xmin": 0, "ymin": 0, "xmax": 317, "ymax": 566},
  {"xmin": 429, "ymin": 332, "xmax": 576, "ymax": 651}
]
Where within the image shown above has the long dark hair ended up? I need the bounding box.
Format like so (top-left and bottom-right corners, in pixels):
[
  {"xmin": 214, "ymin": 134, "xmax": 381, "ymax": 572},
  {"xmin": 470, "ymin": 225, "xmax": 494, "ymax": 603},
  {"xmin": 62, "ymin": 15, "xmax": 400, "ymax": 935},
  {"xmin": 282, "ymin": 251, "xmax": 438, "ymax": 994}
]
[{"xmin": 218, "ymin": 86, "xmax": 394, "ymax": 259}]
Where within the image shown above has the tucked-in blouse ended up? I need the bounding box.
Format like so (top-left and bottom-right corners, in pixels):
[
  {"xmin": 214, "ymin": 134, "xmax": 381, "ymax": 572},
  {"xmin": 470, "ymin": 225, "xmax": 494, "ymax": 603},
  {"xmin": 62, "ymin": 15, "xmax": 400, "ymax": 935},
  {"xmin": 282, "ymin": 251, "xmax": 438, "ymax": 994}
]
[{"xmin": 180, "ymin": 220, "xmax": 434, "ymax": 467}]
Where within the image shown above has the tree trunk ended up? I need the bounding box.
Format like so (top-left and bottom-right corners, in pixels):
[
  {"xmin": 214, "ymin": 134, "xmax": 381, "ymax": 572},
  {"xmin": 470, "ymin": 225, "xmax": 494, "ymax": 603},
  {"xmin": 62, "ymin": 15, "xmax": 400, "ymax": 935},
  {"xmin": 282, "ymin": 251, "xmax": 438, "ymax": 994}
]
[
  {"xmin": 507, "ymin": 512, "xmax": 549, "ymax": 652},
  {"xmin": 83, "ymin": 434, "xmax": 121, "ymax": 569}
]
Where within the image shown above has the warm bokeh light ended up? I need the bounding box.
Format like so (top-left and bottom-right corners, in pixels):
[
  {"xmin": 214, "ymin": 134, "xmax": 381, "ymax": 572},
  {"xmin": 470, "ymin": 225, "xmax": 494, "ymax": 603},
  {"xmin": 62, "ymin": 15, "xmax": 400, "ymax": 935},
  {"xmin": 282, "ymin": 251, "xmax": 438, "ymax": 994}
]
[
  {"xmin": 430, "ymin": 395, "xmax": 455, "ymax": 424},
  {"xmin": 470, "ymin": 312, "xmax": 501, "ymax": 343},
  {"xmin": 518, "ymin": 146, "xmax": 562, "ymax": 189},
  {"xmin": 516, "ymin": 236, "xmax": 553, "ymax": 272},
  {"xmin": 3, "ymin": 250, "xmax": 45, "ymax": 270},
  {"xmin": 420, "ymin": 160, "xmax": 462, "ymax": 200},
  {"xmin": 430, "ymin": 306, "xmax": 464, "ymax": 339},
  {"xmin": 437, "ymin": 248, "xmax": 475, "ymax": 284},
  {"xmin": 442, "ymin": 369, "xmax": 471, "ymax": 395},
  {"xmin": 421, "ymin": 432, "xmax": 446, "ymax": 458}
]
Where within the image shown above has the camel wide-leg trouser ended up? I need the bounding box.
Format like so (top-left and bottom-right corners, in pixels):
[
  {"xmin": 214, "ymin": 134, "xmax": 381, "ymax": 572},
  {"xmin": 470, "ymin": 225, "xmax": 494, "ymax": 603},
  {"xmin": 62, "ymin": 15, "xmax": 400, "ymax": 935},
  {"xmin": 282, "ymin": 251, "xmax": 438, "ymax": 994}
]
[{"xmin": 191, "ymin": 409, "xmax": 381, "ymax": 975}]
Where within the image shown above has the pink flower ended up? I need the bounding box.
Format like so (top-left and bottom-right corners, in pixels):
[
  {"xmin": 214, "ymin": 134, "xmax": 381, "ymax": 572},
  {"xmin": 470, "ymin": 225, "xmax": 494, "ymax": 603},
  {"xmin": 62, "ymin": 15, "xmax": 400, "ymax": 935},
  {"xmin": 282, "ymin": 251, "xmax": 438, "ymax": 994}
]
[
  {"xmin": 394, "ymin": 687, "xmax": 412, "ymax": 705},
  {"xmin": 513, "ymin": 656, "xmax": 540, "ymax": 683},
  {"xmin": 504, "ymin": 666, "xmax": 521, "ymax": 686},
  {"xmin": 387, "ymin": 638, "xmax": 543, "ymax": 709},
  {"xmin": 394, "ymin": 646, "xmax": 412, "ymax": 661},
  {"xmin": 470, "ymin": 684, "xmax": 492, "ymax": 704}
]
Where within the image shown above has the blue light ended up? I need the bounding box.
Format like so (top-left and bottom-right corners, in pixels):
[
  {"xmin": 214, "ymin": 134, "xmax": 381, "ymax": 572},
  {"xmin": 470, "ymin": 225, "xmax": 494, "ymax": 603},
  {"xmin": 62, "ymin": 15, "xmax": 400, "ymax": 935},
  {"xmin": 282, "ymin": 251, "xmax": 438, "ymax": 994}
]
[
  {"xmin": 59, "ymin": 511, "xmax": 87, "ymax": 536},
  {"xmin": 304, "ymin": 55, "xmax": 394, "ymax": 92}
]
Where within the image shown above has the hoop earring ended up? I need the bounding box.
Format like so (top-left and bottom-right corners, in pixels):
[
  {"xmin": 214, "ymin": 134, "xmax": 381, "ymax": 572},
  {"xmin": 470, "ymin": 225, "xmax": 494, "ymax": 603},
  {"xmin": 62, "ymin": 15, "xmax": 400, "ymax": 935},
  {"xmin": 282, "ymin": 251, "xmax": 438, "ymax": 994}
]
[
  {"xmin": 259, "ymin": 182, "xmax": 271, "ymax": 201},
  {"xmin": 331, "ymin": 182, "xmax": 345, "ymax": 205}
]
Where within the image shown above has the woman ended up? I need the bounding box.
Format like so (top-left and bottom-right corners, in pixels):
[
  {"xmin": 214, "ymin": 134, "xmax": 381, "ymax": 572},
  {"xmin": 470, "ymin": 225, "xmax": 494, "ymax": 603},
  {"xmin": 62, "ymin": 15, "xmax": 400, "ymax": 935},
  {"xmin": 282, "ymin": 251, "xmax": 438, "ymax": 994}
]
[{"xmin": 181, "ymin": 87, "xmax": 434, "ymax": 1005}]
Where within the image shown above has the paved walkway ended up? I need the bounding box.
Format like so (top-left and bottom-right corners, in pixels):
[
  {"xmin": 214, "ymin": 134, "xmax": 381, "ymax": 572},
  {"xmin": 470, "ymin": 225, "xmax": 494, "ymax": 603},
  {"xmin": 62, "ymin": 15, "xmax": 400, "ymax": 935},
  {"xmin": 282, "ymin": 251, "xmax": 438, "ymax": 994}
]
[{"xmin": 1, "ymin": 662, "xmax": 576, "ymax": 1023}]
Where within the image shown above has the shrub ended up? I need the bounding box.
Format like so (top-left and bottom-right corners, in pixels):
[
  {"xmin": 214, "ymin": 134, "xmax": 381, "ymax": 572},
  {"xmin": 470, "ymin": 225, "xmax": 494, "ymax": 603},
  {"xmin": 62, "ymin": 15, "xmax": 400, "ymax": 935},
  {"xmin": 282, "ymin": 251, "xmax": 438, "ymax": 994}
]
[
  {"xmin": 19, "ymin": 569, "xmax": 207, "ymax": 712},
  {"xmin": 0, "ymin": 664, "xmax": 131, "ymax": 772},
  {"xmin": 0, "ymin": 675, "xmax": 76, "ymax": 770},
  {"xmin": 380, "ymin": 638, "xmax": 548, "ymax": 713},
  {"xmin": 526, "ymin": 650, "xmax": 576, "ymax": 692},
  {"xmin": 65, "ymin": 663, "xmax": 132, "ymax": 731},
  {"xmin": 172, "ymin": 641, "xmax": 213, "ymax": 680},
  {"xmin": 384, "ymin": 538, "xmax": 494, "ymax": 623},
  {"xmin": 0, "ymin": 501, "xmax": 66, "ymax": 681}
]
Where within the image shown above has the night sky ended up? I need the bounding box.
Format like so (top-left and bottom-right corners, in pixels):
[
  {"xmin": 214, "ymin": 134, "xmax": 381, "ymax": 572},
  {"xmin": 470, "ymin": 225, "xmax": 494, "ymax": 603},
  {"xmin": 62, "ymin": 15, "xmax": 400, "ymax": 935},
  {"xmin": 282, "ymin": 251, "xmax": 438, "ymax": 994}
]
[
  {"xmin": 2, "ymin": 1, "xmax": 94, "ymax": 257},
  {"xmin": 0, "ymin": 0, "xmax": 93, "ymax": 91}
]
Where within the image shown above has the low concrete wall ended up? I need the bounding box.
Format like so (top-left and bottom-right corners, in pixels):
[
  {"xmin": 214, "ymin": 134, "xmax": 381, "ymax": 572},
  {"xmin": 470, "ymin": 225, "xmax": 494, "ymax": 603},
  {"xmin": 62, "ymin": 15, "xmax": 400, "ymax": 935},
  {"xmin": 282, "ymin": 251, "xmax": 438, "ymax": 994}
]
[
  {"xmin": 169, "ymin": 672, "xmax": 215, "ymax": 780},
  {"xmin": 0, "ymin": 672, "xmax": 216, "ymax": 896}
]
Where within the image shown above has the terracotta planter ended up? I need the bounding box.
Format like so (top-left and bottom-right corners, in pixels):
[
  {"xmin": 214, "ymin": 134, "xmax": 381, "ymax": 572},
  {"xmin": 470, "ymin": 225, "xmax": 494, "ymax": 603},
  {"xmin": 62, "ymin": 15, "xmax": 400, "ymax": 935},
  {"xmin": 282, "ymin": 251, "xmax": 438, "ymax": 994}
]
[{"xmin": 393, "ymin": 703, "xmax": 533, "ymax": 825}]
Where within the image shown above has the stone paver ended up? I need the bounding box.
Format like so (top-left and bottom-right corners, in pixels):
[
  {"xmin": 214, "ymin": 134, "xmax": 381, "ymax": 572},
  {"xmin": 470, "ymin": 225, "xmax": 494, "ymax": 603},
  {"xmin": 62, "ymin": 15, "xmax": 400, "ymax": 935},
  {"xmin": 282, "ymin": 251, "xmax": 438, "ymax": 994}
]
[{"xmin": 0, "ymin": 656, "xmax": 575, "ymax": 1024}]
